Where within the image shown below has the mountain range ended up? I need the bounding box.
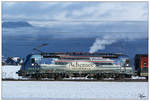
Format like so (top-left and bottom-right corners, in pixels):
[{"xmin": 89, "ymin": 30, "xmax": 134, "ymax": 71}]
[{"xmin": 2, "ymin": 21, "xmax": 32, "ymax": 28}]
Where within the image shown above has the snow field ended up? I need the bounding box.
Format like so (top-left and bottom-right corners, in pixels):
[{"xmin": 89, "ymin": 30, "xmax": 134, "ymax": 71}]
[
  {"xmin": 2, "ymin": 81, "xmax": 148, "ymax": 100},
  {"xmin": 2, "ymin": 65, "xmax": 21, "ymax": 79}
]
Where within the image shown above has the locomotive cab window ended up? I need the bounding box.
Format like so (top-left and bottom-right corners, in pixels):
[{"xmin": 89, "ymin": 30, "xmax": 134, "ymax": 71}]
[{"xmin": 31, "ymin": 58, "xmax": 35, "ymax": 64}]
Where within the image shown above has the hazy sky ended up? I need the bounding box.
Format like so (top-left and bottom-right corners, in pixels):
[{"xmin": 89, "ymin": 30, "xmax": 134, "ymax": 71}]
[
  {"xmin": 2, "ymin": 2, "xmax": 148, "ymax": 56},
  {"xmin": 2, "ymin": 2, "xmax": 148, "ymax": 39},
  {"xmin": 2, "ymin": 2, "xmax": 148, "ymax": 21}
]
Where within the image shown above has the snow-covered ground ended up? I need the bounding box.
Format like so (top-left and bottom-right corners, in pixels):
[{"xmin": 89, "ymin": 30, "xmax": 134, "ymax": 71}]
[
  {"xmin": 132, "ymin": 76, "xmax": 146, "ymax": 79},
  {"xmin": 2, "ymin": 81, "xmax": 148, "ymax": 100},
  {"xmin": 2, "ymin": 65, "xmax": 22, "ymax": 79}
]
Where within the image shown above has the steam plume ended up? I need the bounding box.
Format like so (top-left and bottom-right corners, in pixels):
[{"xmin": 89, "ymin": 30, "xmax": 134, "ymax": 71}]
[
  {"xmin": 89, "ymin": 32, "xmax": 145, "ymax": 53},
  {"xmin": 89, "ymin": 36, "xmax": 117, "ymax": 53}
]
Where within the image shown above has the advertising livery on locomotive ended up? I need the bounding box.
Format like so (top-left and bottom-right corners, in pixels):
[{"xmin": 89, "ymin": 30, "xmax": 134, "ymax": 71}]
[{"xmin": 17, "ymin": 52, "xmax": 133, "ymax": 80}]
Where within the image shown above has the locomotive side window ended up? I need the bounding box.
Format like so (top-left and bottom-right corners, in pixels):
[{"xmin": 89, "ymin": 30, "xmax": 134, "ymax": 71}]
[
  {"xmin": 94, "ymin": 62, "xmax": 113, "ymax": 66},
  {"xmin": 31, "ymin": 58, "xmax": 35, "ymax": 64},
  {"xmin": 41, "ymin": 58, "xmax": 53, "ymax": 64},
  {"xmin": 55, "ymin": 62, "xmax": 67, "ymax": 65}
]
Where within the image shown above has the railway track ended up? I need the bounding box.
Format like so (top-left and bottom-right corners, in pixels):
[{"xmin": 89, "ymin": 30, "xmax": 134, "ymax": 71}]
[{"xmin": 2, "ymin": 78, "xmax": 148, "ymax": 82}]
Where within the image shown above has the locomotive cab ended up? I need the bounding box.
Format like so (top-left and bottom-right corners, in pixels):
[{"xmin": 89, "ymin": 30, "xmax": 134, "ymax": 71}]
[{"xmin": 17, "ymin": 54, "xmax": 42, "ymax": 76}]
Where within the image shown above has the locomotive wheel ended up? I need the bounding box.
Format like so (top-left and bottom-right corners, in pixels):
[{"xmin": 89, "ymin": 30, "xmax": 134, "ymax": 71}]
[
  {"xmin": 120, "ymin": 75, "xmax": 125, "ymax": 80},
  {"xmin": 115, "ymin": 74, "xmax": 125, "ymax": 80},
  {"xmin": 54, "ymin": 74, "xmax": 63, "ymax": 80},
  {"xmin": 125, "ymin": 74, "xmax": 132, "ymax": 78},
  {"xmin": 35, "ymin": 74, "xmax": 42, "ymax": 80},
  {"xmin": 97, "ymin": 77, "xmax": 104, "ymax": 80},
  {"xmin": 95, "ymin": 74, "xmax": 104, "ymax": 80},
  {"xmin": 54, "ymin": 76, "xmax": 62, "ymax": 80}
]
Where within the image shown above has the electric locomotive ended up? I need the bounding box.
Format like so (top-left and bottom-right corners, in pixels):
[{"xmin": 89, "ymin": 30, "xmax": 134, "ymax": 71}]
[{"xmin": 17, "ymin": 52, "xmax": 133, "ymax": 80}]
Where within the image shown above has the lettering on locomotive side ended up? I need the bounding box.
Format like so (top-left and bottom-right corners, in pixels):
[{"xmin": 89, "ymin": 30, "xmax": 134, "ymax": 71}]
[{"xmin": 66, "ymin": 61, "xmax": 96, "ymax": 70}]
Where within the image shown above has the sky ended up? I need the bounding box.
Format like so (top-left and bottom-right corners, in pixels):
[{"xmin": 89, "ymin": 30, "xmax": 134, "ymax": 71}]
[
  {"xmin": 2, "ymin": 2, "xmax": 148, "ymax": 21},
  {"xmin": 2, "ymin": 2, "xmax": 148, "ymax": 39},
  {"xmin": 2, "ymin": 2, "xmax": 148, "ymax": 56}
]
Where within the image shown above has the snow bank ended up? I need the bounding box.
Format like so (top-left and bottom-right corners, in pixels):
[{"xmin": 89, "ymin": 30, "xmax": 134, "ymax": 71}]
[
  {"xmin": 2, "ymin": 65, "xmax": 21, "ymax": 79},
  {"xmin": 2, "ymin": 81, "xmax": 148, "ymax": 100},
  {"xmin": 132, "ymin": 76, "xmax": 146, "ymax": 79}
]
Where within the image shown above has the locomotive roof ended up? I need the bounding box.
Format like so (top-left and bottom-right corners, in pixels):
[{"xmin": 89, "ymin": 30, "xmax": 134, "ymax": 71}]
[
  {"xmin": 135, "ymin": 54, "xmax": 148, "ymax": 57},
  {"xmin": 40, "ymin": 52, "xmax": 127, "ymax": 58}
]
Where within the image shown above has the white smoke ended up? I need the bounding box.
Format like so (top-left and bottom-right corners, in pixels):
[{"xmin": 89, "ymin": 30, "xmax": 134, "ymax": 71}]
[
  {"xmin": 89, "ymin": 35, "xmax": 117, "ymax": 53},
  {"xmin": 89, "ymin": 33, "xmax": 140, "ymax": 53}
]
